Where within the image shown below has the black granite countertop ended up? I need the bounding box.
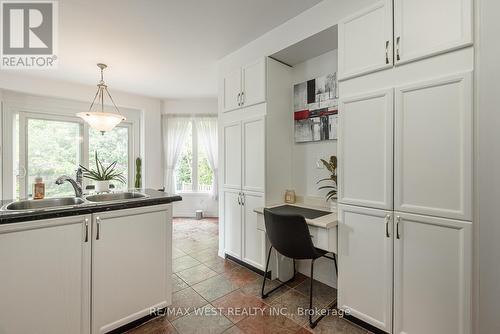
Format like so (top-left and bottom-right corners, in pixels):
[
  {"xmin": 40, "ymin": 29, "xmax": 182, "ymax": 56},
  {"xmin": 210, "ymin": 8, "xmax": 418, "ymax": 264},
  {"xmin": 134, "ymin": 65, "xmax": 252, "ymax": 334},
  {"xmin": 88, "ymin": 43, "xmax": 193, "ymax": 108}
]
[{"xmin": 0, "ymin": 189, "xmax": 182, "ymax": 225}]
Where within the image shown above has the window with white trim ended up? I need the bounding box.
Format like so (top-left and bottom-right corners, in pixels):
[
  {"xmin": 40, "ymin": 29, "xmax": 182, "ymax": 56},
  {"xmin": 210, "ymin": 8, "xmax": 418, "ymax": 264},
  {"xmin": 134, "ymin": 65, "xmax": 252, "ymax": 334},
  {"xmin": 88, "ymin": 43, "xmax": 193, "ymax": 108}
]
[
  {"xmin": 174, "ymin": 119, "xmax": 214, "ymax": 193},
  {"xmin": 13, "ymin": 112, "xmax": 135, "ymax": 199}
]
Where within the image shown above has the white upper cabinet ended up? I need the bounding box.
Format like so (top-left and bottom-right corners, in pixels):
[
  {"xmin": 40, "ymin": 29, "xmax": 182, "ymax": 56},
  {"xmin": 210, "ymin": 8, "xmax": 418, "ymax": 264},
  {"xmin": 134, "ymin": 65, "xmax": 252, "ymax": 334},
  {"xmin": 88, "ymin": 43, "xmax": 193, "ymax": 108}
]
[
  {"xmin": 223, "ymin": 68, "xmax": 242, "ymax": 112},
  {"xmin": 242, "ymin": 117, "xmax": 265, "ymax": 192},
  {"xmin": 393, "ymin": 212, "xmax": 471, "ymax": 334},
  {"xmin": 223, "ymin": 58, "xmax": 266, "ymax": 112},
  {"xmin": 223, "ymin": 121, "xmax": 242, "ymax": 189},
  {"xmin": 338, "ymin": 0, "xmax": 473, "ymax": 79},
  {"xmin": 338, "ymin": 89, "xmax": 393, "ymax": 210},
  {"xmin": 394, "ymin": 0, "xmax": 473, "ymax": 65},
  {"xmin": 394, "ymin": 72, "xmax": 472, "ymax": 220},
  {"xmin": 241, "ymin": 58, "xmax": 266, "ymax": 108},
  {"xmin": 338, "ymin": 205, "xmax": 393, "ymax": 333},
  {"xmin": 338, "ymin": 1, "xmax": 393, "ymax": 80}
]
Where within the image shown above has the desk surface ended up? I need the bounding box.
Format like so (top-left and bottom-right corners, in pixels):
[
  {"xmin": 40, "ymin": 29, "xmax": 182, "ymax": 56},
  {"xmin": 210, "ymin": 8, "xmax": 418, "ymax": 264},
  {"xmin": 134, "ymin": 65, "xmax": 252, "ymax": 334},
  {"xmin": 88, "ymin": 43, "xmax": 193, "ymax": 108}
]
[{"xmin": 254, "ymin": 202, "xmax": 338, "ymax": 229}]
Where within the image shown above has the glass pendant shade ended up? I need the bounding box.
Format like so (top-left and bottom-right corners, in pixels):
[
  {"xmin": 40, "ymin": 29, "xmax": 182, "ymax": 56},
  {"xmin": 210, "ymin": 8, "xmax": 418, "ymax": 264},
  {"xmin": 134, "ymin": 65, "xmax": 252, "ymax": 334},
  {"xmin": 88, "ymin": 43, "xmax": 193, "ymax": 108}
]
[
  {"xmin": 78, "ymin": 63, "xmax": 125, "ymax": 133},
  {"xmin": 77, "ymin": 111, "xmax": 125, "ymax": 133}
]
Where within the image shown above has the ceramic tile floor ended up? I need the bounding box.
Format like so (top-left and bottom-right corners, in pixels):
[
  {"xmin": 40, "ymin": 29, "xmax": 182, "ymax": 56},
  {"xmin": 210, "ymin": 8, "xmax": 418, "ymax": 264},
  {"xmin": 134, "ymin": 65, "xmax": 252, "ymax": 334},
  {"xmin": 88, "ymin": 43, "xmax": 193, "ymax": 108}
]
[{"xmin": 126, "ymin": 218, "xmax": 371, "ymax": 334}]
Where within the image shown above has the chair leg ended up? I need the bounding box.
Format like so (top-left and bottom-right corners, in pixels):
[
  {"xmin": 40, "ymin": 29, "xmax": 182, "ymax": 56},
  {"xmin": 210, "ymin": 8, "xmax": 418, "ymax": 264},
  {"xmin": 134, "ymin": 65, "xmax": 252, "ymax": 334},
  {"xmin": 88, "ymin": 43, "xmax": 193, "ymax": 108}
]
[
  {"xmin": 309, "ymin": 257, "xmax": 338, "ymax": 329},
  {"xmin": 308, "ymin": 259, "xmax": 315, "ymax": 327},
  {"xmin": 333, "ymin": 253, "xmax": 338, "ymax": 275},
  {"xmin": 261, "ymin": 246, "xmax": 296, "ymax": 299},
  {"xmin": 261, "ymin": 246, "xmax": 273, "ymax": 298}
]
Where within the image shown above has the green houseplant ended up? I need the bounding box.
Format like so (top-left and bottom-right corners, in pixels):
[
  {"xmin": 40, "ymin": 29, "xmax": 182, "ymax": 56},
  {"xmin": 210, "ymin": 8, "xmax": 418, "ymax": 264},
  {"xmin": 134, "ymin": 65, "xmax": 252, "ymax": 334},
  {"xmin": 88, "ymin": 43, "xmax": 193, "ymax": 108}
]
[
  {"xmin": 317, "ymin": 155, "xmax": 337, "ymax": 202},
  {"xmin": 134, "ymin": 157, "xmax": 142, "ymax": 189},
  {"xmin": 80, "ymin": 152, "xmax": 126, "ymax": 192}
]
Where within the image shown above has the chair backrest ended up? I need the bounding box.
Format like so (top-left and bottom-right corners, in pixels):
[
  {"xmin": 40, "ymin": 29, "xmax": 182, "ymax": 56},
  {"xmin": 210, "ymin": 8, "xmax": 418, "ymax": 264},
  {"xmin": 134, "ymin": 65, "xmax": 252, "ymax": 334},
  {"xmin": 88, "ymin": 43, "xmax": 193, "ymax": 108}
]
[{"xmin": 263, "ymin": 208, "xmax": 318, "ymax": 260}]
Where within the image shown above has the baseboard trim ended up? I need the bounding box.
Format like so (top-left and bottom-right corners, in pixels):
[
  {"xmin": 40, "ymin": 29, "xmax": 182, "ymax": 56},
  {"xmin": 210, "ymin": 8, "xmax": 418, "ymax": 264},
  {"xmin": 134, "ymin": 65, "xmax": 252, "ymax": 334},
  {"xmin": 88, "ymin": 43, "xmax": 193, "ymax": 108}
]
[
  {"xmin": 107, "ymin": 308, "xmax": 166, "ymax": 334},
  {"xmin": 342, "ymin": 314, "xmax": 388, "ymax": 334},
  {"xmin": 225, "ymin": 254, "xmax": 271, "ymax": 278}
]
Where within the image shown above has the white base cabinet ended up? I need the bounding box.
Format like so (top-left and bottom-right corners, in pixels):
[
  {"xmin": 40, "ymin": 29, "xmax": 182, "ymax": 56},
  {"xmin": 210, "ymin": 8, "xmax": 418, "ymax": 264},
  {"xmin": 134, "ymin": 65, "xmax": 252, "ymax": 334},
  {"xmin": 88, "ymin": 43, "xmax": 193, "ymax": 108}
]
[
  {"xmin": 0, "ymin": 215, "xmax": 91, "ymax": 334},
  {"xmin": 92, "ymin": 206, "xmax": 172, "ymax": 334},
  {"xmin": 242, "ymin": 191, "xmax": 265, "ymax": 270},
  {"xmin": 0, "ymin": 204, "xmax": 172, "ymax": 334},
  {"xmin": 338, "ymin": 206, "xmax": 472, "ymax": 334},
  {"xmin": 223, "ymin": 189, "xmax": 243, "ymax": 258},
  {"xmin": 223, "ymin": 188, "xmax": 266, "ymax": 270},
  {"xmin": 393, "ymin": 212, "xmax": 471, "ymax": 334},
  {"xmin": 338, "ymin": 205, "xmax": 393, "ymax": 332}
]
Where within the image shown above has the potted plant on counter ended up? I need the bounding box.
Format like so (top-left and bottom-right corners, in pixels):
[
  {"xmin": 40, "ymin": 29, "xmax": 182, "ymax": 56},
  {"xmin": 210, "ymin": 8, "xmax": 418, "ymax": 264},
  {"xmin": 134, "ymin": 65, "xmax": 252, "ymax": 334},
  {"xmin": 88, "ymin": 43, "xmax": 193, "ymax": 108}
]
[
  {"xmin": 80, "ymin": 152, "xmax": 126, "ymax": 193},
  {"xmin": 317, "ymin": 155, "xmax": 337, "ymax": 210}
]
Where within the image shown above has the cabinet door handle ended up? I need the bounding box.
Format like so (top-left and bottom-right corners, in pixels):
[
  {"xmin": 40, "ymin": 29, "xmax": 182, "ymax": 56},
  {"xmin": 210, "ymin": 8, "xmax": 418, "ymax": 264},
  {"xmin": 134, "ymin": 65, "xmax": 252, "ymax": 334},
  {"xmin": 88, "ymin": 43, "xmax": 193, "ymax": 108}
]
[
  {"xmin": 241, "ymin": 193, "xmax": 245, "ymax": 206},
  {"xmin": 396, "ymin": 216, "xmax": 401, "ymax": 239},
  {"xmin": 241, "ymin": 92, "xmax": 245, "ymax": 105},
  {"xmin": 84, "ymin": 218, "xmax": 89, "ymax": 242},
  {"xmin": 385, "ymin": 40, "xmax": 390, "ymax": 64},
  {"xmin": 396, "ymin": 36, "xmax": 401, "ymax": 61},
  {"xmin": 385, "ymin": 214, "xmax": 391, "ymax": 238},
  {"xmin": 237, "ymin": 193, "xmax": 241, "ymax": 205},
  {"xmin": 96, "ymin": 216, "xmax": 101, "ymax": 240},
  {"xmin": 237, "ymin": 93, "xmax": 241, "ymax": 106}
]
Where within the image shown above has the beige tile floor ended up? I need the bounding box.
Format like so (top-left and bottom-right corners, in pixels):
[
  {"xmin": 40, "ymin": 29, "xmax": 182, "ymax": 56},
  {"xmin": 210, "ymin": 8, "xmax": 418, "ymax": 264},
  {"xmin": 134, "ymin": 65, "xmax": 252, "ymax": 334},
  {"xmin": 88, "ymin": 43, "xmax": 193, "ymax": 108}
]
[{"xmin": 126, "ymin": 218, "xmax": 371, "ymax": 334}]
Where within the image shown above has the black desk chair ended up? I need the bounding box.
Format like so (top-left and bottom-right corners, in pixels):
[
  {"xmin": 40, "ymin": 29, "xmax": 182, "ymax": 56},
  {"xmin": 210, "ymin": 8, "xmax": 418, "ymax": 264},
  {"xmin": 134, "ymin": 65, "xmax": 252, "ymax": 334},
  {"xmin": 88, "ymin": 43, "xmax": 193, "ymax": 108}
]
[{"xmin": 261, "ymin": 208, "xmax": 338, "ymax": 328}]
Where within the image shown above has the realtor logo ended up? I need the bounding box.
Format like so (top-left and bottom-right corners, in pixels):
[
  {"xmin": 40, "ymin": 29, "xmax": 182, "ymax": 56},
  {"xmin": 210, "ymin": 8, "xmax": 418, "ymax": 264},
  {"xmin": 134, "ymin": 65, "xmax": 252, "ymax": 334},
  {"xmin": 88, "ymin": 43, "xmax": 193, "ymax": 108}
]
[{"xmin": 1, "ymin": 1, "xmax": 58, "ymax": 68}]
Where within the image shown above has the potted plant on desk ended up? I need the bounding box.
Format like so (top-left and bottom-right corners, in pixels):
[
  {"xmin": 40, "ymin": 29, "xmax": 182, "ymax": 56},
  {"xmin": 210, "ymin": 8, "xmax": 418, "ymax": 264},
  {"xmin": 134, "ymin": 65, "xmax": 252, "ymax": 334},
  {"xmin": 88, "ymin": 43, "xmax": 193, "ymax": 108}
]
[
  {"xmin": 317, "ymin": 155, "xmax": 337, "ymax": 210},
  {"xmin": 80, "ymin": 152, "xmax": 126, "ymax": 193}
]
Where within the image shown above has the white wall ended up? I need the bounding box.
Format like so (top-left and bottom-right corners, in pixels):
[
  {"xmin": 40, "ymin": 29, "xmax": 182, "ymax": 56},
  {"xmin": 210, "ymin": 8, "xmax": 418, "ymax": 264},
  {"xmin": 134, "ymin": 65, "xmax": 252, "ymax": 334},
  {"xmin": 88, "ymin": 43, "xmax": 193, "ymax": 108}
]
[
  {"xmin": 476, "ymin": 0, "xmax": 500, "ymax": 332},
  {"xmin": 162, "ymin": 98, "xmax": 219, "ymax": 217},
  {"xmin": 290, "ymin": 50, "xmax": 339, "ymax": 287},
  {"xmin": 0, "ymin": 73, "xmax": 163, "ymax": 191},
  {"xmin": 162, "ymin": 98, "xmax": 218, "ymax": 116},
  {"xmin": 292, "ymin": 49, "xmax": 338, "ymax": 200}
]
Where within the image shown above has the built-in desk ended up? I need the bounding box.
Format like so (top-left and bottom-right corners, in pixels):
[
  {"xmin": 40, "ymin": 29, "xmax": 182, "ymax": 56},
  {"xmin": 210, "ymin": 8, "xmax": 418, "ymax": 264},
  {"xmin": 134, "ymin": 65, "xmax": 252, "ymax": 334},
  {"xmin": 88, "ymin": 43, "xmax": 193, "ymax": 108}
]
[
  {"xmin": 254, "ymin": 203, "xmax": 338, "ymax": 281},
  {"xmin": 254, "ymin": 203, "xmax": 338, "ymax": 252}
]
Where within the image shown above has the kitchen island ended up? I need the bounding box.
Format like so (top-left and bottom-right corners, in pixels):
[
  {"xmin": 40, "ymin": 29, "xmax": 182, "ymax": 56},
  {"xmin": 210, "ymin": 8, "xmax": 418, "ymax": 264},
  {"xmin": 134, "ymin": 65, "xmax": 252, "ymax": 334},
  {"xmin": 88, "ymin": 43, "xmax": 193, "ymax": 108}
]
[{"xmin": 0, "ymin": 189, "xmax": 181, "ymax": 334}]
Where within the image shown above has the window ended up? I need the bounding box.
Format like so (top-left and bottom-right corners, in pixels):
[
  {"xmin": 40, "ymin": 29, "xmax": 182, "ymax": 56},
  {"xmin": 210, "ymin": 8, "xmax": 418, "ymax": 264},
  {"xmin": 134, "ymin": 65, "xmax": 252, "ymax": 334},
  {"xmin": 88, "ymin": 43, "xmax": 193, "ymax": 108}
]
[
  {"xmin": 26, "ymin": 118, "xmax": 82, "ymax": 198},
  {"xmin": 197, "ymin": 135, "xmax": 213, "ymax": 192},
  {"xmin": 174, "ymin": 119, "xmax": 215, "ymax": 193},
  {"xmin": 14, "ymin": 112, "xmax": 135, "ymax": 199},
  {"xmin": 89, "ymin": 126, "xmax": 130, "ymax": 191},
  {"xmin": 175, "ymin": 122, "xmax": 193, "ymax": 192}
]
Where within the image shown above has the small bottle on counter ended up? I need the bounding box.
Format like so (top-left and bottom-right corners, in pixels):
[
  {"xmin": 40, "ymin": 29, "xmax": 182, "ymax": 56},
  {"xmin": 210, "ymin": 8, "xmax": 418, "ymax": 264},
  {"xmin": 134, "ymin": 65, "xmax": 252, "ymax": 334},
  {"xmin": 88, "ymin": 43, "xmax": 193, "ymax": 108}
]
[{"xmin": 33, "ymin": 177, "xmax": 45, "ymax": 200}]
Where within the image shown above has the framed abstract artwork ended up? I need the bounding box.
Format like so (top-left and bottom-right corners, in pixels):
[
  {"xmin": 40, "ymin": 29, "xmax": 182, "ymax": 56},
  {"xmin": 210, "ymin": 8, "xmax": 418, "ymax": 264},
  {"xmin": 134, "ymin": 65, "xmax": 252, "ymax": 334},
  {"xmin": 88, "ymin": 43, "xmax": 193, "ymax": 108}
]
[{"xmin": 294, "ymin": 73, "xmax": 338, "ymax": 143}]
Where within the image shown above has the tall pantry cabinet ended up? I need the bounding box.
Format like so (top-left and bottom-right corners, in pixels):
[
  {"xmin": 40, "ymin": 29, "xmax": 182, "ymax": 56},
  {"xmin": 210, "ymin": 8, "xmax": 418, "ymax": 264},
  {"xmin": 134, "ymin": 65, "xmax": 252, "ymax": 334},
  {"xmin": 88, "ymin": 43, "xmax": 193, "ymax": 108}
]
[
  {"xmin": 219, "ymin": 58, "xmax": 293, "ymax": 272},
  {"xmin": 337, "ymin": 0, "xmax": 473, "ymax": 333}
]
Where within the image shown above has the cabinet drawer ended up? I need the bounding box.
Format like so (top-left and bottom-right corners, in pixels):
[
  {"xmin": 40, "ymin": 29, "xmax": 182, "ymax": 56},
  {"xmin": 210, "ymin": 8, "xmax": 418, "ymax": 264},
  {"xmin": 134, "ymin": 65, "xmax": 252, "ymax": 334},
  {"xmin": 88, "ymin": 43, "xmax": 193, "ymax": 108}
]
[{"xmin": 308, "ymin": 225, "xmax": 337, "ymax": 253}]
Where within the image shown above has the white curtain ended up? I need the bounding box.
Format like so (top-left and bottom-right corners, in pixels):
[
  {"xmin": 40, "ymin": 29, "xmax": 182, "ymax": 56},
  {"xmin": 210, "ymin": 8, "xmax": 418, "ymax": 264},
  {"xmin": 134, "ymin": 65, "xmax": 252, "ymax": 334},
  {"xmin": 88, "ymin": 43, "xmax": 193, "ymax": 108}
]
[
  {"xmin": 162, "ymin": 116, "xmax": 190, "ymax": 194},
  {"xmin": 196, "ymin": 117, "xmax": 218, "ymax": 200}
]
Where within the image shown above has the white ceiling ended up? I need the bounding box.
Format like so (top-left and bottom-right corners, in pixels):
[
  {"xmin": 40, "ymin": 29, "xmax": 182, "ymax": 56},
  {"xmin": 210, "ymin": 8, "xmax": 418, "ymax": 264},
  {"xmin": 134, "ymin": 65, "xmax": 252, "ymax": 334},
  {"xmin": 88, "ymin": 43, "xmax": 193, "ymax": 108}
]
[{"xmin": 6, "ymin": 0, "xmax": 323, "ymax": 99}]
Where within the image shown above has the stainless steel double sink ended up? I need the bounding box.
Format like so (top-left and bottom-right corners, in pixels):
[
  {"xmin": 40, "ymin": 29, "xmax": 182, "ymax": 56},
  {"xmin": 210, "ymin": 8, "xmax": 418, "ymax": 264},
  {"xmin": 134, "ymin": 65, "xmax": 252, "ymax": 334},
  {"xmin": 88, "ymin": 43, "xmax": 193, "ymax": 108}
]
[{"xmin": 2, "ymin": 192, "xmax": 148, "ymax": 211}]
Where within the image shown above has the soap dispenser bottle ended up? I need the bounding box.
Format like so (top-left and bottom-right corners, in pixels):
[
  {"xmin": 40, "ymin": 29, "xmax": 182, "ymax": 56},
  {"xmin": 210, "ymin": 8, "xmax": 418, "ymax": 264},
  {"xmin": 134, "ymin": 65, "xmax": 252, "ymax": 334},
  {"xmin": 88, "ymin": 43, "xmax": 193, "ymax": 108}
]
[{"xmin": 33, "ymin": 177, "xmax": 45, "ymax": 200}]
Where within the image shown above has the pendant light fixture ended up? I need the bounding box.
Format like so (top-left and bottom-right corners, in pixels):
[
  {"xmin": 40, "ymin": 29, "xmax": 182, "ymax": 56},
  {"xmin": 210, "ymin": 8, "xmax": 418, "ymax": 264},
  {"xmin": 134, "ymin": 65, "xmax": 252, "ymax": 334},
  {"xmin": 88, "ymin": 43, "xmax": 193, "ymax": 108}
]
[{"xmin": 77, "ymin": 63, "xmax": 125, "ymax": 134}]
